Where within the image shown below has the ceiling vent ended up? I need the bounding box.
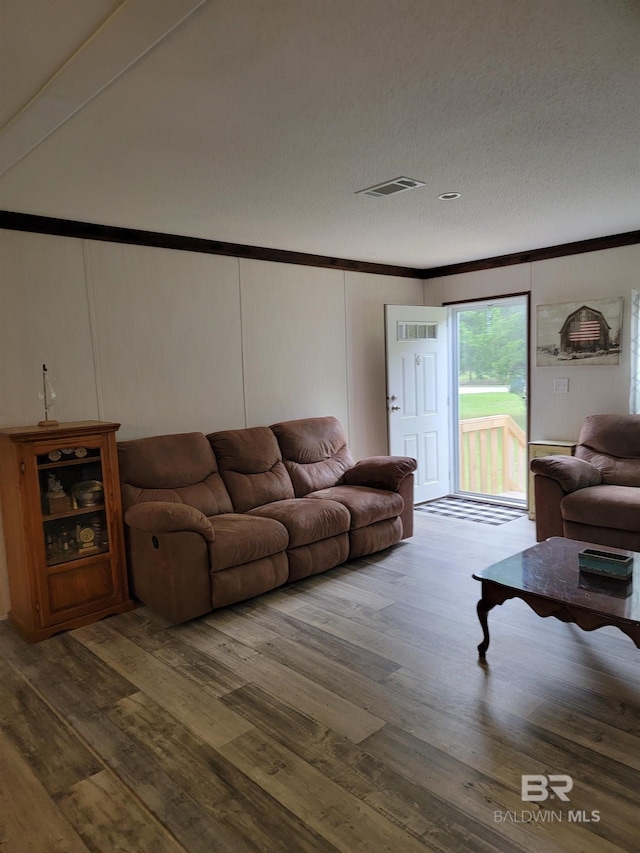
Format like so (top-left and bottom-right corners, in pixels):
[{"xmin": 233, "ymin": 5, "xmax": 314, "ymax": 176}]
[{"xmin": 356, "ymin": 177, "xmax": 425, "ymax": 198}]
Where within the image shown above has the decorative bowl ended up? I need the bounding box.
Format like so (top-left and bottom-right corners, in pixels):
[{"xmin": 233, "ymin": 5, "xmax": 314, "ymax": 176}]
[{"xmin": 72, "ymin": 480, "xmax": 104, "ymax": 507}]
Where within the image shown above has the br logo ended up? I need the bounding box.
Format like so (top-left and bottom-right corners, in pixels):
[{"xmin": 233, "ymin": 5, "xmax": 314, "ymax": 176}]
[{"xmin": 521, "ymin": 774, "xmax": 573, "ymax": 802}]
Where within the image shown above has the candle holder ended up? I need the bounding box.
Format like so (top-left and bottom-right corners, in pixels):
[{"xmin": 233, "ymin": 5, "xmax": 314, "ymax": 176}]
[{"xmin": 37, "ymin": 363, "xmax": 58, "ymax": 427}]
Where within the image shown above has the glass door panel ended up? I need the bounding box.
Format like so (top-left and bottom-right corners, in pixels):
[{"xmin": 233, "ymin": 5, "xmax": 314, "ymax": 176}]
[
  {"xmin": 37, "ymin": 444, "xmax": 110, "ymax": 565},
  {"xmin": 452, "ymin": 295, "xmax": 528, "ymax": 504}
]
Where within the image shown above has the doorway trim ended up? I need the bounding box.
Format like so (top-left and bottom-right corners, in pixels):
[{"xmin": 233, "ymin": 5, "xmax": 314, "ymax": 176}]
[{"xmin": 445, "ymin": 292, "xmax": 531, "ymax": 506}]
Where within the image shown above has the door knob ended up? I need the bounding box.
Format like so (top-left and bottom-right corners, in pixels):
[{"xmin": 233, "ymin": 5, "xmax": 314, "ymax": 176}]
[{"xmin": 391, "ymin": 405, "xmax": 400, "ymax": 411}]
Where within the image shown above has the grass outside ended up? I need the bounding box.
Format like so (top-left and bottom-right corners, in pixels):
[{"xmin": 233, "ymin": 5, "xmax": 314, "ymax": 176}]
[{"xmin": 458, "ymin": 391, "xmax": 526, "ymax": 431}]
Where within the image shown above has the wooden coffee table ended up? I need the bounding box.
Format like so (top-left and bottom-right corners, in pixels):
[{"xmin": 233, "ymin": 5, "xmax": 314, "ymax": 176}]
[{"xmin": 472, "ymin": 537, "xmax": 640, "ymax": 658}]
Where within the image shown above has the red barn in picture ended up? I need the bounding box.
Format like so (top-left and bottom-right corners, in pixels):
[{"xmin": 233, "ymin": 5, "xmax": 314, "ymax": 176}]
[{"xmin": 560, "ymin": 305, "xmax": 610, "ymax": 354}]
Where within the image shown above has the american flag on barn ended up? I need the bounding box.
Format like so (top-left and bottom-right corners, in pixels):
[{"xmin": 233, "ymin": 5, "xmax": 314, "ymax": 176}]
[{"xmin": 560, "ymin": 305, "xmax": 610, "ymax": 354}]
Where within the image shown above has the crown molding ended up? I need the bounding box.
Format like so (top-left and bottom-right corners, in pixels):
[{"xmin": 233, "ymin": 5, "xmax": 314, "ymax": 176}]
[
  {"xmin": 421, "ymin": 230, "xmax": 640, "ymax": 278},
  {"xmin": 1, "ymin": 210, "xmax": 638, "ymax": 279},
  {"xmin": 0, "ymin": 210, "xmax": 421, "ymax": 278}
]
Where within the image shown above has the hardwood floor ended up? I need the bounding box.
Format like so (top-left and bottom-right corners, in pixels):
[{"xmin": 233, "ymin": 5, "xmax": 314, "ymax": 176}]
[{"xmin": 1, "ymin": 512, "xmax": 638, "ymax": 852}]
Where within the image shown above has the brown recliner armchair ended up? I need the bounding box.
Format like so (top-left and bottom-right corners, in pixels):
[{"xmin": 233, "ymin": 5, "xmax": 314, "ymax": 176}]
[{"xmin": 531, "ymin": 414, "xmax": 640, "ymax": 550}]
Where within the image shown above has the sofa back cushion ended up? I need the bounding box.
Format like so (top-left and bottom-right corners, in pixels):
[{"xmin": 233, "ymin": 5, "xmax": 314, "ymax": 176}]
[
  {"xmin": 207, "ymin": 426, "xmax": 294, "ymax": 512},
  {"xmin": 118, "ymin": 432, "xmax": 233, "ymax": 515},
  {"xmin": 575, "ymin": 414, "xmax": 640, "ymax": 486},
  {"xmin": 270, "ymin": 416, "xmax": 355, "ymax": 497}
]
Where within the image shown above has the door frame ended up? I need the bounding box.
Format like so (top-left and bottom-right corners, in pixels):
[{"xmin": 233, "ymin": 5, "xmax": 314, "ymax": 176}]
[{"xmin": 444, "ymin": 291, "xmax": 531, "ymax": 505}]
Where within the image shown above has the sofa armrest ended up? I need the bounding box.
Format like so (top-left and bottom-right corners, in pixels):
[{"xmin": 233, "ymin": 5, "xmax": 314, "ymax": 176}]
[
  {"xmin": 342, "ymin": 456, "xmax": 417, "ymax": 491},
  {"xmin": 533, "ymin": 475, "xmax": 565, "ymax": 542},
  {"xmin": 124, "ymin": 501, "xmax": 215, "ymax": 541},
  {"xmin": 530, "ymin": 455, "xmax": 602, "ymax": 494}
]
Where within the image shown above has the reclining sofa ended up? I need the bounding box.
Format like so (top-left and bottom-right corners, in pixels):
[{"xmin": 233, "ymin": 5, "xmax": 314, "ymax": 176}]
[
  {"xmin": 118, "ymin": 416, "xmax": 416, "ymax": 623},
  {"xmin": 531, "ymin": 413, "xmax": 640, "ymax": 549}
]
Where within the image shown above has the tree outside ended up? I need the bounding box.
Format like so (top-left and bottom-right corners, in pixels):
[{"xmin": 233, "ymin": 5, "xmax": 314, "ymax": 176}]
[{"xmin": 458, "ymin": 303, "xmax": 526, "ymax": 387}]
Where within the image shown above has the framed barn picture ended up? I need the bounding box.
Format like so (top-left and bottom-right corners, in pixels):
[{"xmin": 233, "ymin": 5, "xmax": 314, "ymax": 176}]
[{"xmin": 536, "ymin": 297, "xmax": 623, "ymax": 366}]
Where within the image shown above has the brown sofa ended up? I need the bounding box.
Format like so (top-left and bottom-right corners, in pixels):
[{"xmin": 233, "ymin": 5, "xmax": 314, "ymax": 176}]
[
  {"xmin": 118, "ymin": 416, "xmax": 416, "ymax": 623},
  {"xmin": 531, "ymin": 414, "xmax": 640, "ymax": 550}
]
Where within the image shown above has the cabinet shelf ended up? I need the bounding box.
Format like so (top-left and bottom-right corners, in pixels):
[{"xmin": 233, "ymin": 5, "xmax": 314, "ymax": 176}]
[
  {"xmin": 38, "ymin": 456, "xmax": 100, "ymax": 471},
  {"xmin": 42, "ymin": 503, "xmax": 106, "ymax": 522},
  {"xmin": 47, "ymin": 545, "xmax": 110, "ymax": 568}
]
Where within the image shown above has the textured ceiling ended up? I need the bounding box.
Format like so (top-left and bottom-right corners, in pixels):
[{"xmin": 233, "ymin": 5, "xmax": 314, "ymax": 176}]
[{"xmin": 0, "ymin": 0, "xmax": 638, "ymax": 268}]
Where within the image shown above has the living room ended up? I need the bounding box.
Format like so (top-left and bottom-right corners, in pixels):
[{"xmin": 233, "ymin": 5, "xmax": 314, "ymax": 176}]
[{"xmin": 0, "ymin": 2, "xmax": 638, "ymax": 851}]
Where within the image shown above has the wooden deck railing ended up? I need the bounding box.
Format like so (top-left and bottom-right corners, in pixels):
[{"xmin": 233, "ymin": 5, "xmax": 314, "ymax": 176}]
[{"xmin": 459, "ymin": 415, "xmax": 527, "ymax": 495}]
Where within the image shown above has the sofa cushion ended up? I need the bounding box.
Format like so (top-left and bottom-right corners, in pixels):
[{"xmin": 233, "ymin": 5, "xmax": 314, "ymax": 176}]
[
  {"xmin": 349, "ymin": 517, "xmax": 403, "ymax": 559},
  {"xmin": 577, "ymin": 414, "xmax": 640, "ymax": 458},
  {"xmin": 208, "ymin": 427, "xmax": 294, "ymax": 512},
  {"xmin": 286, "ymin": 535, "xmax": 350, "ymax": 581},
  {"xmin": 576, "ymin": 449, "xmax": 640, "ymax": 487},
  {"xmin": 118, "ymin": 432, "xmax": 233, "ymax": 515},
  {"xmin": 248, "ymin": 498, "xmax": 350, "ymax": 547},
  {"xmin": 208, "ymin": 514, "xmax": 288, "ymax": 571},
  {"xmin": 271, "ymin": 416, "xmax": 354, "ymax": 496},
  {"xmin": 575, "ymin": 413, "xmax": 640, "ymax": 486},
  {"xmin": 210, "ymin": 555, "xmax": 289, "ymax": 609},
  {"xmin": 305, "ymin": 485, "xmax": 404, "ymax": 529},
  {"xmin": 562, "ymin": 484, "xmax": 640, "ymax": 532}
]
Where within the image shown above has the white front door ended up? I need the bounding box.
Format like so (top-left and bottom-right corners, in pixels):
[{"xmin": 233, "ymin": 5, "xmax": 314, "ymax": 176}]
[{"xmin": 385, "ymin": 305, "xmax": 450, "ymax": 504}]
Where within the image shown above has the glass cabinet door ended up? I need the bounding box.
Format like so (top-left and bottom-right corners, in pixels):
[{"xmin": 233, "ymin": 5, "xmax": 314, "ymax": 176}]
[{"xmin": 37, "ymin": 443, "xmax": 109, "ymax": 566}]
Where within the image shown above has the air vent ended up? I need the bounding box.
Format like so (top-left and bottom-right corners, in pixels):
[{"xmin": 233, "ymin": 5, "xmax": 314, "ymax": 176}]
[{"xmin": 356, "ymin": 177, "xmax": 425, "ymax": 198}]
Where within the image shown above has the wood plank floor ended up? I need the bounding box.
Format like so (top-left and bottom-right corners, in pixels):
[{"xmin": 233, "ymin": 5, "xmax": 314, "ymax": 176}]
[{"xmin": 1, "ymin": 512, "xmax": 639, "ymax": 852}]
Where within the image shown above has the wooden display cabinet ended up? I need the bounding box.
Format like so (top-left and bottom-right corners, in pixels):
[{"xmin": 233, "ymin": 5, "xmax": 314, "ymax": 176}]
[{"xmin": 0, "ymin": 420, "xmax": 133, "ymax": 642}]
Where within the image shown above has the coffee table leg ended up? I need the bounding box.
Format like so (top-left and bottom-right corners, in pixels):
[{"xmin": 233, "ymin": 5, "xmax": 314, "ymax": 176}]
[{"xmin": 477, "ymin": 598, "xmax": 495, "ymax": 659}]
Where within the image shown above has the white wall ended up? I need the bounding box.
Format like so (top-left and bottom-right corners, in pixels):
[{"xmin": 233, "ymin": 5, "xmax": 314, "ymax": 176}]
[
  {"xmin": 0, "ymin": 229, "xmax": 424, "ymax": 618},
  {"xmin": 424, "ymin": 243, "xmax": 640, "ymax": 441},
  {"xmin": 239, "ymin": 260, "xmax": 349, "ymax": 429},
  {"xmin": 0, "ymin": 230, "xmax": 100, "ymax": 426},
  {"xmin": 3, "ymin": 229, "xmax": 635, "ymax": 620},
  {"xmin": 85, "ymin": 241, "xmax": 246, "ymax": 438}
]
